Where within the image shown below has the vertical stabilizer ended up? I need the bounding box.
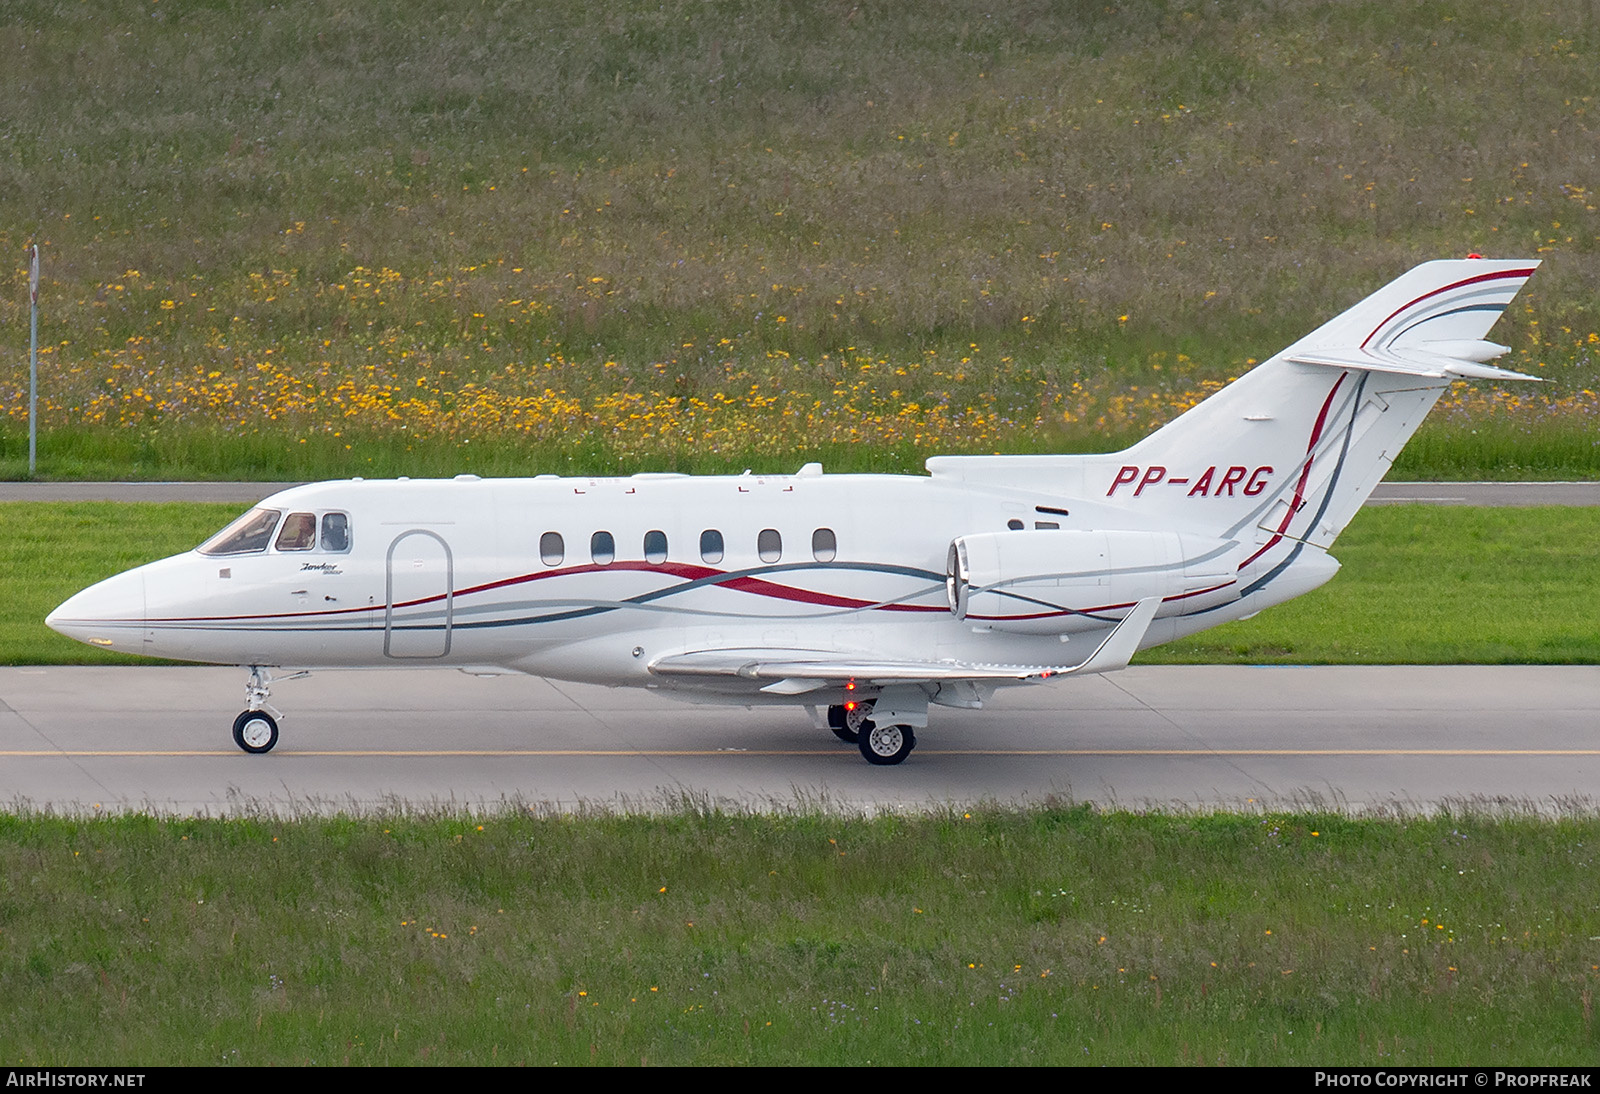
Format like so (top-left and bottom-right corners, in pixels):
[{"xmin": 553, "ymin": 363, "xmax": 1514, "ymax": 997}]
[
  {"xmin": 1099, "ymin": 260, "xmax": 1537, "ymax": 554},
  {"xmin": 930, "ymin": 260, "xmax": 1536, "ymax": 545},
  {"xmin": 927, "ymin": 259, "xmax": 1538, "ymax": 597}
]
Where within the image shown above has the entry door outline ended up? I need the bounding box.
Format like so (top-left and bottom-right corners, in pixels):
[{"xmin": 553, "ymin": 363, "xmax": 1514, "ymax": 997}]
[{"xmin": 384, "ymin": 530, "xmax": 454, "ymax": 658}]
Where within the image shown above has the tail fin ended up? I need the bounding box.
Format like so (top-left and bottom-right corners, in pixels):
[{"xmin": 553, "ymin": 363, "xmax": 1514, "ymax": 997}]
[
  {"xmin": 928, "ymin": 259, "xmax": 1538, "ymax": 558},
  {"xmin": 1109, "ymin": 258, "xmax": 1537, "ymax": 547}
]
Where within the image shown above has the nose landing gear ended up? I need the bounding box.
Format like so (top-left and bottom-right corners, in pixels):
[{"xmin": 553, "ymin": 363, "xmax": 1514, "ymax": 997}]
[{"xmin": 231, "ymin": 666, "xmax": 307, "ymax": 754}]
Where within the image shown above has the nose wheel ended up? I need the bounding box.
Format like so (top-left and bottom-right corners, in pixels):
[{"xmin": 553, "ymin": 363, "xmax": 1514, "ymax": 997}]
[{"xmin": 232, "ymin": 710, "xmax": 279, "ymax": 754}]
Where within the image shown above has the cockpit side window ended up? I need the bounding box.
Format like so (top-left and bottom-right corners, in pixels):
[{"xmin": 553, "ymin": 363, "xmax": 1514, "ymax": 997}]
[
  {"xmin": 275, "ymin": 512, "xmax": 318, "ymax": 552},
  {"xmin": 198, "ymin": 509, "xmax": 282, "ymax": 556},
  {"xmin": 321, "ymin": 512, "xmax": 351, "ymax": 553}
]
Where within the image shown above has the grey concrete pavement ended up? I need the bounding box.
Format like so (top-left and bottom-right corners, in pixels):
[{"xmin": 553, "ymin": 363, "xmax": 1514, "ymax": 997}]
[
  {"xmin": 1366, "ymin": 482, "xmax": 1600, "ymax": 506},
  {"xmin": 0, "ymin": 482, "xmax": 305, "ymax": 503},
  {"xmin": 4, "ymin": 665, "xmax": 1597, "ymax": 815}
]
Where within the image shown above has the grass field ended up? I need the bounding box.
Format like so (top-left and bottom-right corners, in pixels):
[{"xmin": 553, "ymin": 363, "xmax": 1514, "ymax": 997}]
[
  {"xmin": 6, "ymin": 501, "xmax": 1600, "ymax": 666},
  {"xmin": 0, "ymin": 1, "xmax": 1597, "ymax": 481},
  {"xmin": 3, "ymin": 806, "xmax": 1597, "ymax": 1065}
]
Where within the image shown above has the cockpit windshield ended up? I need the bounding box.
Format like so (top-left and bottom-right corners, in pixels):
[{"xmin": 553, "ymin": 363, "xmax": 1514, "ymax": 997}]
[{"xmin": 197, "ymin": 509, "xmax": 282, "ymax": 556}]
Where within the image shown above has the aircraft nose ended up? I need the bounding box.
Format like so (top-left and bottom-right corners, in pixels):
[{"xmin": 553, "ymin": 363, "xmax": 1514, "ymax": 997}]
[{"xmin": 46, "ymin": 569, "xmax": 147, "ymax": 650}]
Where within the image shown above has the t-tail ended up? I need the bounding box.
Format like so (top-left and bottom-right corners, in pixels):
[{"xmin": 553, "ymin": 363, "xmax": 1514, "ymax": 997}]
[{"xmin": 929, "ymin": 259, "xmax": 1539, "ymax": 578}]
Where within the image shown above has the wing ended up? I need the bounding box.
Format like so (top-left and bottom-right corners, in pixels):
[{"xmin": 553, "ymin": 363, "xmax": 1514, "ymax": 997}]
[{"xmin": 647, "ymin": 597, "xmax": 1160, "ymax": 694}]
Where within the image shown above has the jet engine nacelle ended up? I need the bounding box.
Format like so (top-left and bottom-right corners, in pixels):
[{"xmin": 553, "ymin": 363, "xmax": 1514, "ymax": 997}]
[{"xmin": 947, "ymin": 529, "xmax": 1244, "ymax": 634}]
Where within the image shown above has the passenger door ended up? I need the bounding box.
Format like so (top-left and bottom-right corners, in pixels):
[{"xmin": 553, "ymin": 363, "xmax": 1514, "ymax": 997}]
[{"xmin": 384, "ymin": 530, "xmax": 453, "ymax": 658}]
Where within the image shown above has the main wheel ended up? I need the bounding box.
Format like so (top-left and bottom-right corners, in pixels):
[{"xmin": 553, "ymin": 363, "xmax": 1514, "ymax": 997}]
[
  {"xmin": 843, "ymin": 698, "xmax": 876, "ymax": 738},
  {"xmin": 858, "ymin": 722, "xmax": 915, "ymax": 766},
  {"xmin": 826, "ymin": 703, "xmax": 859, "ymax": 743},
  {"xmin": 232, "ymin": 710, "xmax": 279, "ymax": 754}
]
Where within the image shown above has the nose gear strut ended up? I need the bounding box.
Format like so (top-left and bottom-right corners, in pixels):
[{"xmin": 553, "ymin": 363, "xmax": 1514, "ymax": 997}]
[{"xmin": 232, "ymin": 666, "xmax": 309, "ymax": 754}]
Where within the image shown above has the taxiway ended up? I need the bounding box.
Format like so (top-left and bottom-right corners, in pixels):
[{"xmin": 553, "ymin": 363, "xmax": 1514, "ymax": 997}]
[{"xmin": 5, "ymin": 665, "xmax": 1597, "ymax": 815}]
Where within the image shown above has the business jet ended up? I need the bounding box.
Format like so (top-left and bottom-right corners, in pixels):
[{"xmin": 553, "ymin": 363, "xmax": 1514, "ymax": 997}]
[{"xmin": 48, "ymin": 259, "xmax": 1539, "ymax": 764}]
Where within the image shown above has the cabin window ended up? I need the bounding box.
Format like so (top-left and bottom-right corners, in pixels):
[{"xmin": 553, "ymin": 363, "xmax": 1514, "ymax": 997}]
[
  {"xmin": 1034, "ymin": 520, "xmax": 1060, "ymax": 531},
  {"xmin": 198, "ymin": 508, "xmax": 282, "ymax": 556},
  {"xmin": 590, "ymin": 531, "xmax": 615, "ymax": 565},
  {"xmin": 812, "ymin": 527, "xmax": 837, "ymax": 563},
  {"xmin": 540, "ymin": 532, "xmax": 564, "ymax": 567},
  {"xmin": 643, "ymin": 530, "xmax": 668, "ymax": 564},
  {"xmin": 700, "ymin": 529, "xmax": 724, "ymax": 564},
  {"xmin": 758, "ymin": 528, "xmax": 782, "ymax": 564},
  {"xmin": 1007, "ymin": 519, "xmax": 1025, "ymax": 531},
  {"xmin": 321, "ymin": 512, "xmax": 351, "ymax": 552}
]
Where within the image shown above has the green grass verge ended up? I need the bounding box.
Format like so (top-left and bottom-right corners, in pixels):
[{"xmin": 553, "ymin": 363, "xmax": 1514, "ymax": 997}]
[
  {"xmin": 5, "ymin": 502, "xmax": 1599, "ymax": 666},
  {"xmin": 3, "ymin": 807, "xmax": 1596, "ymax": 1065}
]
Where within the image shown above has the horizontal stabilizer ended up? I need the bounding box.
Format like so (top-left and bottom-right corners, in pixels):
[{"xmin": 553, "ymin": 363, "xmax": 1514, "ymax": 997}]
[
  {"xmin": 1282, "ymin": 260, "xmax": 1540, "ymax": 382},
  {"xmin": 649, "ymin": 597, "xmax": 1161, "ymax": 686},
  {"xmin": 1288, "ymin": 348, "xmax": 1541, "ymax": 383}
]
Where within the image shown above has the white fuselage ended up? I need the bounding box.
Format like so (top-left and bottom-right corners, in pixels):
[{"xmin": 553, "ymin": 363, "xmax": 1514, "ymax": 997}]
[{"xmin": 45, "ymin": 467, "xmax": 1333, "ymax": 709}]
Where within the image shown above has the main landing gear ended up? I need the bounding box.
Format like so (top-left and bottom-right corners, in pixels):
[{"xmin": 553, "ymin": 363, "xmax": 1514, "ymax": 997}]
[
  {"xmin": 859, "ymin": 722, "xmax": 916, "ymax": 766},
  {"xmin": 825, "ymin": 698, "xmax": 918, "ymax": 766},
  {"xmin": 231, "ymin": 666, "xmax": 307, "ymax": 754},
  {"xmin": 826, "ymin": 699, "xmax": 874, "ymax": 743}
]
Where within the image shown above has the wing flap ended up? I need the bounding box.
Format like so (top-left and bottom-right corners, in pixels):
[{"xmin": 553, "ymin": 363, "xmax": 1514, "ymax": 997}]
[
  {"xmin": 651, "ymin": 650, "xmax": 1050, "ymax": 683},
  {"xmin": 649, "ymin": 597, "xmax": 1160, "ymax": 685}
]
